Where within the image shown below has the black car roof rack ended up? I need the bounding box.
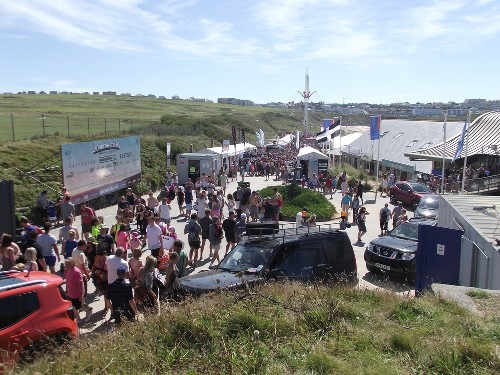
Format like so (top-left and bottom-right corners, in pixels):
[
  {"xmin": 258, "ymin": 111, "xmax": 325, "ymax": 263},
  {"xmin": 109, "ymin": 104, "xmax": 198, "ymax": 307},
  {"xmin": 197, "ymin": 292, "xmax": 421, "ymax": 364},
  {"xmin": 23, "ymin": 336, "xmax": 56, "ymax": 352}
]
[{"xmin": 243, "ymin": 222, "xmax": 342, "ymax": 242}]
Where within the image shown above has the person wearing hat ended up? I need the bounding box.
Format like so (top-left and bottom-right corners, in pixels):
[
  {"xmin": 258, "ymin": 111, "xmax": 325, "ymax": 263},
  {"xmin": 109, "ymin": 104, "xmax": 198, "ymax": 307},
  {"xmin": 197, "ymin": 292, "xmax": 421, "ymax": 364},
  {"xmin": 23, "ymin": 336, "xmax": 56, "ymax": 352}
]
[
  {"xmin": 106, "ymin": 265, "xmax": 138, "ymax": 325},
  {"xmin": 235, "ymin": 213, "xmax": 247, "ymax": 243},
  {"xmin": 97, "ymin": 225, "xmax": 115, "ymax": 256}
]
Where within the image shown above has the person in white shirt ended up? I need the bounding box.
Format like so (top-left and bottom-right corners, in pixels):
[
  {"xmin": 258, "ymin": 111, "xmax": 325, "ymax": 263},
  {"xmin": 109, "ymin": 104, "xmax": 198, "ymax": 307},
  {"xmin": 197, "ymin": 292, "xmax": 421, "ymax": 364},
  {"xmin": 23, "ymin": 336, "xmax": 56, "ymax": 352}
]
[
  {"xmin": 72, "ymin": 239, "xmax": 91, "ymax": 280},
  {"xmin": 158, "ymin": 198, "xmax": 171, "ymax": 226},
  {"xmin": 105, "ymin": 247, "xmax": 129, "ymax": 285},
  {"xmin": 146, "ymin": 217, "xmax": 163, "ymax": 259}
]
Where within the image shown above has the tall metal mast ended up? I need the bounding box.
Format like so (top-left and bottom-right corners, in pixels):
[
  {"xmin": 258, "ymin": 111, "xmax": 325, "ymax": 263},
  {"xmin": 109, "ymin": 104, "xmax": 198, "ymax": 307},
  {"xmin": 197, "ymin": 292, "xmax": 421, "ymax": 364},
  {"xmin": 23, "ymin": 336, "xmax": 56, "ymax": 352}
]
[{"xmin": 298, "ymin": 68, "xmax": 315, "ymax": 138}]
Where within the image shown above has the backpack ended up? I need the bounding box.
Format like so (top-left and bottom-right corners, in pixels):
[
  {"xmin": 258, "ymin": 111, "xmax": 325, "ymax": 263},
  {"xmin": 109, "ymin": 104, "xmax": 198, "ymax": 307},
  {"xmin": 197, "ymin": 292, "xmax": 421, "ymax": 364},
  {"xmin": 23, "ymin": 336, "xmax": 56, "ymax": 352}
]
[{"xmin": 188, "ymin": 223, "xmax": 198, "ymax": 241}]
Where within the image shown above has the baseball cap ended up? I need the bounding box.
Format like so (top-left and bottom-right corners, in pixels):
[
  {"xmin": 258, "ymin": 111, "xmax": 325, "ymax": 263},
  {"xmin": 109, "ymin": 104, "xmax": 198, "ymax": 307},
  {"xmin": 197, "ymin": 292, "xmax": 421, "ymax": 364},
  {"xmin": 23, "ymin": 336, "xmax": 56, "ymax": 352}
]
[
  {"xmin": 117, "ymin": 266, "xmax": 127, "ymax": 276},
  {"xmin": 240, "ymin": 213, "xmax": 247, "ymax": 219}
]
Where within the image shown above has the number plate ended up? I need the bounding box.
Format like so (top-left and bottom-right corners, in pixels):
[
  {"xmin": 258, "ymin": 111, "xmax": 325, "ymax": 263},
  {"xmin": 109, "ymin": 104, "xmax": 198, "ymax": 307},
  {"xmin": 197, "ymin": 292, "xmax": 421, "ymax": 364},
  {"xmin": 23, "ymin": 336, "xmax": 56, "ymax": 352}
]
[{"xmin": 375, "ymin": 262, "xmax": 391, "ymax": 271}]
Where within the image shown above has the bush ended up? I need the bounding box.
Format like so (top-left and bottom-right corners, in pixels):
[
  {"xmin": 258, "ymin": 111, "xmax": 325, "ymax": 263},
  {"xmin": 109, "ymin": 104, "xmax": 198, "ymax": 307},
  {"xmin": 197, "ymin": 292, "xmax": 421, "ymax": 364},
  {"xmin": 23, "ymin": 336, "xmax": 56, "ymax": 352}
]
[{"xmin": 259, "ymin": 184, "xmax": 336, "ymax": 221}]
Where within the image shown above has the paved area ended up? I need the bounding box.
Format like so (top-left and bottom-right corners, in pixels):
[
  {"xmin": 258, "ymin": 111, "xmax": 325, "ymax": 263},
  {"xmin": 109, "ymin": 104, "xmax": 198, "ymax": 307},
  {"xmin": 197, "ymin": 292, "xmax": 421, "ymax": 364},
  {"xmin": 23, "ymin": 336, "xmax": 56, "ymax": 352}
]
[{"xmin": 63, "ymin": 174, "xmax": 413, "ymax": 334}]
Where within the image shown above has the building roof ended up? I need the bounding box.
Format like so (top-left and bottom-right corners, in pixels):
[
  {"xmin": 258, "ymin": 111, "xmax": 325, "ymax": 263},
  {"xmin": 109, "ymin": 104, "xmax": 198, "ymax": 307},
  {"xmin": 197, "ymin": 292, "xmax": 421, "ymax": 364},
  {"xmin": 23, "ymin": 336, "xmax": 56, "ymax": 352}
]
[
  {"xmin": 405, "ymin": 111, "xmax": 500, "ymax": 162},
  {"xmin": 442, "ymin": 195, "xmax": 499, "ymax": 250},
  {"xmin": 327, "ymin": 132, "xmax": 363, "ymax": 155},
  {"xmin": 344, "ymin": 119, "xmax": 463, "ymax": 174}
]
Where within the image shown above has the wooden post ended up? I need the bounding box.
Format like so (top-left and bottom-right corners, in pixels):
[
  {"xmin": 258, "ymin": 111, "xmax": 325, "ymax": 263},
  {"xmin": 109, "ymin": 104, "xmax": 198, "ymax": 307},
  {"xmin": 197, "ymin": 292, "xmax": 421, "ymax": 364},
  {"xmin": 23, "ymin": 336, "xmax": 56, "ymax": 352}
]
[
  {"xmin": 104, "ymin": 118, "xmax": 107, "ymax": 135},
  {"xmin": 41, "ymin": 114, "xmax": 46, "ymax": 137},
  {"xmin": 11, "ymin": 113, "xmax": 15, "ymax": 142},
  {"xmin": 87, "ymin": 117, "xmax": 90, "ymax": 136},
  {"xmin": 67, "ymin": 115, "xmax": 70, "ymax": 137}
]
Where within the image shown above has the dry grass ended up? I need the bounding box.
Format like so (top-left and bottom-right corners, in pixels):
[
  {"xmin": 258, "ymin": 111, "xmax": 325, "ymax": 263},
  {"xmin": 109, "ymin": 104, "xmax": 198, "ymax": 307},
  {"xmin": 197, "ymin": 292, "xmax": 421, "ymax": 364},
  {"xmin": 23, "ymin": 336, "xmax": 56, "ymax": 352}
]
[{"xmin": 9, "ymin": 282, "xmax": 500, "ymax": 375}]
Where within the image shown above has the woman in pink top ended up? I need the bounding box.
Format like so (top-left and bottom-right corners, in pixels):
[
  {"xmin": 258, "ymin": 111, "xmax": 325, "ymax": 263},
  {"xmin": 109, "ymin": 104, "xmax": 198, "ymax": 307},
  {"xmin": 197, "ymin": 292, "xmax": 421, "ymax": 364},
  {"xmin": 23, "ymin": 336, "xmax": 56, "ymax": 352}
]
[
  {"xmin": 115, "ymin": 224, "xmax": 130, "ymax": 260},
  {"xmin": 65, "ymin": 258, "xmax": 92, "ymax": 320}
]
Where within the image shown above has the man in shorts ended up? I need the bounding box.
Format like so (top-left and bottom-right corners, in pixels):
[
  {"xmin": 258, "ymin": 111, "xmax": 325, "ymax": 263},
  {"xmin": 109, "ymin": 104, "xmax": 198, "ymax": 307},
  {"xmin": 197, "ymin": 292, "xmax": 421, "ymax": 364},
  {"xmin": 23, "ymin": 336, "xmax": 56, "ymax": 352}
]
[
  {"xmin": 36, "ymin": 222, "xmax": 61, "ymax": 273},
  {"xmin": 184, "ymin": 213, "xmax": 202, "ymax": 268},
  {"xmin": 80, "ymin": 202, "xmax": 96, "ymax": 240},
  {"xmin": 198, "ymin": 208, "xmax": 212, "ymax": 258},
  {"xmin": 222, "ymin": 212, "xmax": 237, "ymax": 256}
]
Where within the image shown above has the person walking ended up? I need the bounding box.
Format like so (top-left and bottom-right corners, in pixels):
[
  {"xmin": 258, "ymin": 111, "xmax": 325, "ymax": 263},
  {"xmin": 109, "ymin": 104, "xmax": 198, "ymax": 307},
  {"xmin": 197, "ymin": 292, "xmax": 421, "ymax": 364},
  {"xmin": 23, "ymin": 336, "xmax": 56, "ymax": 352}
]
[
  {"xmin": 106, "ymin": 266, "xmax": 138, "ymax": 325},
  {"xmin": 356, "ymin": 180, "xmax": 364, "ymax": 205},
  {"xmin": 184, "ymin": 213, "xmax": 202, "ymax": 268},
  {"xmin": 391, "ymin": 202, "xmax": 403, "ymax": 228},
  {"xmin": 357, "ymin": 206, "xmax": 369, "ymax": 243},
  {"xmin": 341, "ymin": 192, "xmax": 352, "ymax": 219},
  {"xmin": 37, "ymin": 222, "xmax": 61, "ymax": 273},
  {"xmin": 198, "ymin": 209, "xmax": 212, "ymax": 258},
  {"xmin": 208, "ymin": 216, "xmax": 223, "ymax": 268},
  {"xmin": 222, "ymin": 212, "xmax": 237, "ymax": 256},
  {"xmin": 379, "ymin": 203, "xmax": 391, "ymax": 236}
]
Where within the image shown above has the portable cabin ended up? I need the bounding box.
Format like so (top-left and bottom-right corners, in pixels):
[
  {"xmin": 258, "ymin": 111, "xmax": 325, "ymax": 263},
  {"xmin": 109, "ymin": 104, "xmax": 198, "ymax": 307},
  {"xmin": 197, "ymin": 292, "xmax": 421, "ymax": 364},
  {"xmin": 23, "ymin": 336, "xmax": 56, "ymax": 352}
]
[{"xmin": 176, "ymin": 153, "xmax": 219, "ymax": 186}]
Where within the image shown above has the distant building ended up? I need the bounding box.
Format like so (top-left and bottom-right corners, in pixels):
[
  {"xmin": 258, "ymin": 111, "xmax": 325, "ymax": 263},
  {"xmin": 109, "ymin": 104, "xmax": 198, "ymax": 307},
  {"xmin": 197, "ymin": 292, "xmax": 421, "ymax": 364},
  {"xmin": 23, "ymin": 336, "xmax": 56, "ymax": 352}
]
[
  {"xmin": 411, "ymin": 107, "xmax": 443, "ymax": 116},
  {"xmin": 218, "ymin": 98, "xmax": 254, "ymax": 106},
  {"xmin": 147, "ymin": 94, "xmax": 156, "ymax": 98},
  {"xmin": 171, "ymin": 95, "xmax": 181, "ymax": 100},
  {"xmin": 190, "ymin": 96, "xmax": 206, "ymax": 102},
  {"xmin": 27, "ymin": 91, "xmax": 36, "ymax": 94},
  {"xmin": 447, "ymin": 108, "xmax": 468, "ymax": 116},
  {"xmin": 92, "ymin": 92, "xmax": 100, "ymax": 95},
  {"xmin": 49, "ymin": 91, "xmax": 58, "ymax": 94},
  {"xmin": 102, "ymin": 91, "xmax": 116, "ymax": 96},
  {"xmin": 39, "ymin": 91, "xmax": 46, "ymax": 95},
  {"xmin": 159, "ymin": 96, "xmax": 166, "ymax": 99}
]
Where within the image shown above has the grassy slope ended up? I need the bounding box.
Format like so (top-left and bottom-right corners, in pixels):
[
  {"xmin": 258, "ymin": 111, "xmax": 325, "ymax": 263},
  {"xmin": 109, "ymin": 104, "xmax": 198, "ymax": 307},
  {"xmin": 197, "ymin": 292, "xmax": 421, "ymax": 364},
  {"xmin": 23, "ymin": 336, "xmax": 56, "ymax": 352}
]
[{"xmin": 12, "ymin": 283, "xmax": 500, "ymax": 375}]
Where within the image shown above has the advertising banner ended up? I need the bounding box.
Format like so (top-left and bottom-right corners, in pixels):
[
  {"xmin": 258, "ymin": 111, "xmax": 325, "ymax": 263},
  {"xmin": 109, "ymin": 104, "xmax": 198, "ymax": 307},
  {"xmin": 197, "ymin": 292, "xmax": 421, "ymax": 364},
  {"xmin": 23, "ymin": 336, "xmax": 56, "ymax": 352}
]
[
  {"xmin": 61, "ymin": 136, "xmax": 141, "ymax": 204},
  {"xmin": 222, "ymin": 140, "xmax": 230, "ymax": 152}
]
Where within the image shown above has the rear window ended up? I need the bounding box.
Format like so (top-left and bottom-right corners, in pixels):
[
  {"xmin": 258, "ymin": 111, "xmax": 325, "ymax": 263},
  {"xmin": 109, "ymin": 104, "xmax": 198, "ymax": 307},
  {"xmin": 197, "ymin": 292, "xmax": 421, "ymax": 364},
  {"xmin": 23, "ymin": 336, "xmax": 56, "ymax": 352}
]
[
  {"xmin": 0, "ymin": 276, "xmax": 24, "ymax": 291},
  {"xmin": 0, "ymin": 291, "xmax": 40, "ymax": 330}
]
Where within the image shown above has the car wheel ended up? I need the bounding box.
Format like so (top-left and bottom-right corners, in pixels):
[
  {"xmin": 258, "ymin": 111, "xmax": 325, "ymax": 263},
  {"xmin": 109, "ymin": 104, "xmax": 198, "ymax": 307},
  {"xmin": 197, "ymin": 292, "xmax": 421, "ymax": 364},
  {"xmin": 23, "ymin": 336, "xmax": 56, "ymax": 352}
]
[{"xmin": 366, "ymin": 264, "xmax": 381, "ymax": 274}]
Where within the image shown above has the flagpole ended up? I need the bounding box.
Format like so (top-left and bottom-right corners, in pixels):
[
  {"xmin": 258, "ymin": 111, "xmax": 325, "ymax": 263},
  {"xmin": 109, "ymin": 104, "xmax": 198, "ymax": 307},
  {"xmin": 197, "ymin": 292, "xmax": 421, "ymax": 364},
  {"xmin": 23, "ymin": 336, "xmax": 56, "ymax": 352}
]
[
  {"xmin": 461, "ymin": 110, "xmax": 472, "ymax": 193},
  {"xmin": 374, "ymin": 115, "xmax": 381, "ymax": 203},
  {"xmin": 339, "ymin": 116, "xmax": 342, "ymax": 170},
  {"xmin": 441, "ymin": 110, "xmax": 448, "ymax": 195}
]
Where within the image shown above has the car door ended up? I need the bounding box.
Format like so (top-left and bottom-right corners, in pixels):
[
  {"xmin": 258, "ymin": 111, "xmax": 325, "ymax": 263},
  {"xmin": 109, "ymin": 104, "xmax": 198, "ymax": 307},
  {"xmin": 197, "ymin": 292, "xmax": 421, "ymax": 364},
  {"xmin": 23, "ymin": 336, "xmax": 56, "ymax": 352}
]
[
  {"xmin": 269, "ymin": 240, "xmax": 320, "ymax": 281},
  {"xmin": 397, "ymin": 183, "xmax": 411, "ymax": 204},
  {"xmin": 0, "ymin": 291, "xmax": 39, "ymax": 357}
]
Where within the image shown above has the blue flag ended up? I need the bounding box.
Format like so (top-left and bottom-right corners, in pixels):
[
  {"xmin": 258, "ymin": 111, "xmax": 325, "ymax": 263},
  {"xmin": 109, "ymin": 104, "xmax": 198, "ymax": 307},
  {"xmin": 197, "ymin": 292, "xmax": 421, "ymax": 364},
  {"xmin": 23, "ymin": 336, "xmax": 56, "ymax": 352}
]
[
  {"xmin": 452, "ymin": 121, "xmax": 467, "ymax": 162},
  {"xmin": 370, "ymin": 115, "xmax": 380, "ymax": 140}
]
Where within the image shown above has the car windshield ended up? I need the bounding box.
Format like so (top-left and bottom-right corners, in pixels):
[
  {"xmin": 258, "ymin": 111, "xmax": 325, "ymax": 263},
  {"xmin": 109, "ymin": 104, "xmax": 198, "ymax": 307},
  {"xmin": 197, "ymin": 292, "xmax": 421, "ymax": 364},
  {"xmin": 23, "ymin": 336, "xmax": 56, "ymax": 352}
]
[
  {"xmin": 410, "ymin": 184, "xmax": 432, "ymax": 193},
  {"xmin": 418, "ymin": 199, "xmax": 439, "ymax": 209},
  {"xmin": 389, "ymin": 223, "xmax": 419, "ymax": 241},
  {"xmin": 217, "ymin": 243, "xmax": 273, "ymax": 273}
]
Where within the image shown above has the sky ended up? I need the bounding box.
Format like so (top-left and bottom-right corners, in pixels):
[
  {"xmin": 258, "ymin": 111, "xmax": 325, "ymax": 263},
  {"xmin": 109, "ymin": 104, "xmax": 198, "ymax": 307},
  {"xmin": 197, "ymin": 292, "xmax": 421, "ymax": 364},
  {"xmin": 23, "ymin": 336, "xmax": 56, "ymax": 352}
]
[{"xmin": 1, "ymin": 0, "xmax": 500, "ymax": 105}]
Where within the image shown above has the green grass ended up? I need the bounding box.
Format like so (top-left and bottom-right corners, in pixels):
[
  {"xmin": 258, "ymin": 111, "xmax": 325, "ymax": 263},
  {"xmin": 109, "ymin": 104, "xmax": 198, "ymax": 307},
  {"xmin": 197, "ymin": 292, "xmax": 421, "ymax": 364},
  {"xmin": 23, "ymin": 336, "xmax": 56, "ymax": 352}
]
[
  {"xmin": 8, "ymin": 283, "xmax": 500, "ymax": 375},
  {"xmin": 259, "ymin": 184, "xmax": 337, "ymax": 221},
  {"xmin": 467, "ymin": 290, "xmax": 490, "ymax": 299}
]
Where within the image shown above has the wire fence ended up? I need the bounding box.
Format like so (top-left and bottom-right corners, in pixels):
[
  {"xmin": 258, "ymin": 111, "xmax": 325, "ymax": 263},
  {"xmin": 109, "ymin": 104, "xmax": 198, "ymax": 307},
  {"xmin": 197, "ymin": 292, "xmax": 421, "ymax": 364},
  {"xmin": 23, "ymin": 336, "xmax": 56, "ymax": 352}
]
[{"xmin": 0, "ymin": 114, "xmax": 160, "ymax": 141}]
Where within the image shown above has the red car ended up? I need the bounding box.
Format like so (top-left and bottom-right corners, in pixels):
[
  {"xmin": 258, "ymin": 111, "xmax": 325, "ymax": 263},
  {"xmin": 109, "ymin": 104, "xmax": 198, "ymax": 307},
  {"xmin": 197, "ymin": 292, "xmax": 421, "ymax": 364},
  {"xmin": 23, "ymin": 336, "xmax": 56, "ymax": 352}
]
[
  {"xmin": 0, "ymin": 270, "xmax": 78, "ymax": 364},
  {"xmin": 389, "ymin": 181, "xmax": 434, "ymax": 208}
]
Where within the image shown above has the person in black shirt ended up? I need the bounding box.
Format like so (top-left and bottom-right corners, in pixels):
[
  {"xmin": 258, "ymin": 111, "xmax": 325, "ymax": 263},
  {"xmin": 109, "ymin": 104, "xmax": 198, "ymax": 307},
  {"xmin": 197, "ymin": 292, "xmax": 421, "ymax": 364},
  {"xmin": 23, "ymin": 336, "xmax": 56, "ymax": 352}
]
[
  {"xmin": 106, "ymin": 266, "xmax": 138, "ymax": 325},
  {"xmin": 20, "ymin": 230, "xmax": 47, "ymax": 271},
  {"xmin": 222, "ymin": 212, "xmax": 237, "ymax": 255},
  {"xmin": 262, "ymin": 197, "xmax": 274, "ymax": 222},
  {"xmin": 97, "ymin": 226, "xmax": 115, "ymax": 256}
]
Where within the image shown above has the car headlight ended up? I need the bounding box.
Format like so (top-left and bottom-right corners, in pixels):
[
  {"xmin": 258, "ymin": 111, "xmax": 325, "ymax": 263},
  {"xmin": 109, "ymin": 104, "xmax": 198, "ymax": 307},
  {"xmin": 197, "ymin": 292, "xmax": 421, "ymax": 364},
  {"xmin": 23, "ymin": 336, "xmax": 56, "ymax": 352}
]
[{"xmin": 401, "ymin": 253, "xmax": 415, "ymax": 261}]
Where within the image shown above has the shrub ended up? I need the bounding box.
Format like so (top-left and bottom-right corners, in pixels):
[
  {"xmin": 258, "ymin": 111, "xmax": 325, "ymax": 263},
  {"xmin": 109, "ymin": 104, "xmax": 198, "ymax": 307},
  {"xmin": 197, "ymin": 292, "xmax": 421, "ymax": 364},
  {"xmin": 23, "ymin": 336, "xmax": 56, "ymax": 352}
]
[{"xmin": 259, "ymin": 184, "xmax": 336, "ymax": 221}]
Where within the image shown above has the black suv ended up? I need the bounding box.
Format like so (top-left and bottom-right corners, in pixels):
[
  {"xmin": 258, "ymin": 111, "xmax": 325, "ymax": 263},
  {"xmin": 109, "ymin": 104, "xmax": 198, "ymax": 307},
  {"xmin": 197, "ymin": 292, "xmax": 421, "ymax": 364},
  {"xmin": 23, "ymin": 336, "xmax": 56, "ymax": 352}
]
[
  {"xmin": 176, "ymin": 226, "xmax": 357, "ymax": 295},
  {"xmin": 363, "ymin": 218, "xmax": 436, "ymax": 283}
]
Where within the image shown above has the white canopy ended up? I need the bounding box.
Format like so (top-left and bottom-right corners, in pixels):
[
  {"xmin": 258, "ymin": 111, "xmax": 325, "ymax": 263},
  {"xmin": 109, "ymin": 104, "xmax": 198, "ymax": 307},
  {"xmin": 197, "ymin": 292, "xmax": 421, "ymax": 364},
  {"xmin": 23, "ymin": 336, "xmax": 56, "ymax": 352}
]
[
  {"xmin": 297, "ymin": 146, "xmax": 328, "ymax": 160},
  {"xmin": 277, "ymin": 134, "xmax": 293, "ymax": 146},
  {"xmin": 327, "ymin": 132, "xmax": 363, "ymax": 155},
  {"xmin": 198, "ymin": 143, "xmax": 256, "ymax": 157}
]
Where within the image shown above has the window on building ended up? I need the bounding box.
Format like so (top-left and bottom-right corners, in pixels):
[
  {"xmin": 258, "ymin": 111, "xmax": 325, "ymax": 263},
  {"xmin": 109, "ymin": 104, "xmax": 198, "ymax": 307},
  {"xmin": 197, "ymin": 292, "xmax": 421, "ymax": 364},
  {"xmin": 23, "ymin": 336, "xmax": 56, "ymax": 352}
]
[
  {"xmin": 394, "ymin": 132, "xmax": 404, "ymax": 139},
  {"xmin": 406, "ymin": 140, "xmax": 418, "ymax": 147},
  {"xmin": 419, "ymin": 142, "xmax": 433, "ymax": 149}
]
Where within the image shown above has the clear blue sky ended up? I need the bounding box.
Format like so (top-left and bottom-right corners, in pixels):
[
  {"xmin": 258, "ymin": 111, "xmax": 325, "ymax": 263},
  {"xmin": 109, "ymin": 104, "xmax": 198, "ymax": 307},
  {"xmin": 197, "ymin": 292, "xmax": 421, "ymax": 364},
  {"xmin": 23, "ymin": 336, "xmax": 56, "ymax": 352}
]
[{"xmin": 1, "ymin": 0, "xmax": 499, "ymax": 105}]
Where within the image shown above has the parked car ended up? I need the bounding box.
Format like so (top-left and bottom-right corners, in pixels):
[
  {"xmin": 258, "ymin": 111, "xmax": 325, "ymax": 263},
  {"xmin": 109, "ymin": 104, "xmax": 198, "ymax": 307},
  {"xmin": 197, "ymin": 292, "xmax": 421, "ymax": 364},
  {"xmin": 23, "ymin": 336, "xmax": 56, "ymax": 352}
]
[
  {"xmin": 176, "ymin": 226, "xmax": 357, "ymax": 296},
  {"xmin": 363, "ymin": 218, "xmax": 437, "ymax": 283},
  {"xmin": 0, "ymin": 270, "xmax": 78, "ymax": 364},
  {"xmin": 414, "ymin": 195, "xmax": 439, "ymax": 219},
  {"xmin": 389, "ymin": 181, "xmax": 434, "ymax": 208}
]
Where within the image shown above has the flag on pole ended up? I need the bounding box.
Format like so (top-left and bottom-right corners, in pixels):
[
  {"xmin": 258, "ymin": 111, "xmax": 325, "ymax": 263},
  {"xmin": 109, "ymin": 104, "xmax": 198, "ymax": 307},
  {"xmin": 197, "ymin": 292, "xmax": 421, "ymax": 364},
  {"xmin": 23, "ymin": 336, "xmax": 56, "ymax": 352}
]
[
  {"xmin": 452, "ymin": 121, "xmax": 467, "ymax": 162},
  {"xmin": 329, "ymin": 118, "xmax": 340, "ymax": 130},
  {"xmin": 370, "ymin": 115, "xmax": 380, "ymax": 140}
]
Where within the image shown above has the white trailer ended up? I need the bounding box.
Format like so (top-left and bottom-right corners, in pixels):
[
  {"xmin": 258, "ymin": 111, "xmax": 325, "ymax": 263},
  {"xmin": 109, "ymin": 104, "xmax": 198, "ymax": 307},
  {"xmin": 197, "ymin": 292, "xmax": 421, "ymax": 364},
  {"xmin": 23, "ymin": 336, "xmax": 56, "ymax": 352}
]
[{"xmin": 176, "ymin": 153, "xmax": 219, "ymax": 186}]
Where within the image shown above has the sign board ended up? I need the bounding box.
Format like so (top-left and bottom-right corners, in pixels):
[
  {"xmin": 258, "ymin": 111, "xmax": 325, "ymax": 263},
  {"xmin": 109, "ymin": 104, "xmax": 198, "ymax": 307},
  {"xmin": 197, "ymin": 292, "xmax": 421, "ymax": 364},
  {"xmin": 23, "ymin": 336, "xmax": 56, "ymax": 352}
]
[
  {"xmin": 61, "ymin": 136, "xmax": 141, "ymax": 204},
  {"xmin": 223, "ymin": 140, "xmax": 230, "ymax": 152},
  {"xmin": 166, "ymin": 142, "xmax": 171, "ymax": 168}
]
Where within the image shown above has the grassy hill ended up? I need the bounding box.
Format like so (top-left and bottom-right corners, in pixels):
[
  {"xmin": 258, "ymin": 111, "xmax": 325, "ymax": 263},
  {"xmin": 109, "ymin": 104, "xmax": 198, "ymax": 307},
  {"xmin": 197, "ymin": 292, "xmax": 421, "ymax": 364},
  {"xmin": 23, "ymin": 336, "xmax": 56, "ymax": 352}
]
[
  {"xmin": 0, "ymin": 94, "xmax": 371, "ymax": 210},
  {"xmin": 10, "ymin": 282, "xmax": 500, "ymax": 374}
]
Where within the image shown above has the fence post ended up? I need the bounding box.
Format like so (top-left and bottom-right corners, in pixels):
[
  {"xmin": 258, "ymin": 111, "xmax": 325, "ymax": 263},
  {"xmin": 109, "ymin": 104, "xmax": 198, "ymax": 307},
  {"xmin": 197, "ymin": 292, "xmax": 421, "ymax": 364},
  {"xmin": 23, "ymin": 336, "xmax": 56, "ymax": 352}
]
[
  {"xmin": 11, "ymin": 113, "xmax": 15, "ymax": 142},
  {"xmin": 67, "ymin": 115, "xmax": 70, "ymax": 137},
  {"xmin": 105, "ymin": 118, "xmax": 107, "ymax": 135},
  {"xmin": 41, "ymin": 113, "xmax": 46, "ymax": 137},
  {"xmin": 118, "ymin": 118, "xmax": 121, "ymax": 134},
  {"xmin": 87, "ymin": 117, "xmax": 90, "ymax": 136}
]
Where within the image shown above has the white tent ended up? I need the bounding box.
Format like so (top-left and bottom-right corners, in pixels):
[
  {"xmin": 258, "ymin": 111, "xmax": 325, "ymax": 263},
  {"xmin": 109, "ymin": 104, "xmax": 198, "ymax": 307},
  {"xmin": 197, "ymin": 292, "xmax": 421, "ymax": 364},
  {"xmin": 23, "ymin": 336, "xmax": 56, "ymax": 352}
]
[
  {"xmin": 277, "ymin": 134, "xmax": 293, "ymax": 147},
  {"xmin": 297, "ymin": 146, "xmax": 328, "ymax": 160},
  {"xmin": 327, "ymin": 132, "xmax": 363, "ymax": 155},
  {"xmin": 198, "ymin": 143, "xmax": 256, "ymax": 157}
]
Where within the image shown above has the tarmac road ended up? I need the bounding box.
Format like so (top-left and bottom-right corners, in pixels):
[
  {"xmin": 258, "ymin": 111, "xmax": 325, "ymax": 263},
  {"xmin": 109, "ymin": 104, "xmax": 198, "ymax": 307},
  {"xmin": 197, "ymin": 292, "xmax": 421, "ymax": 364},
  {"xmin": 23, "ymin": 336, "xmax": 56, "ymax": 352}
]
[{"xmin": 63, "ymin": 173, "xmax": 414, "ymax": 334}]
